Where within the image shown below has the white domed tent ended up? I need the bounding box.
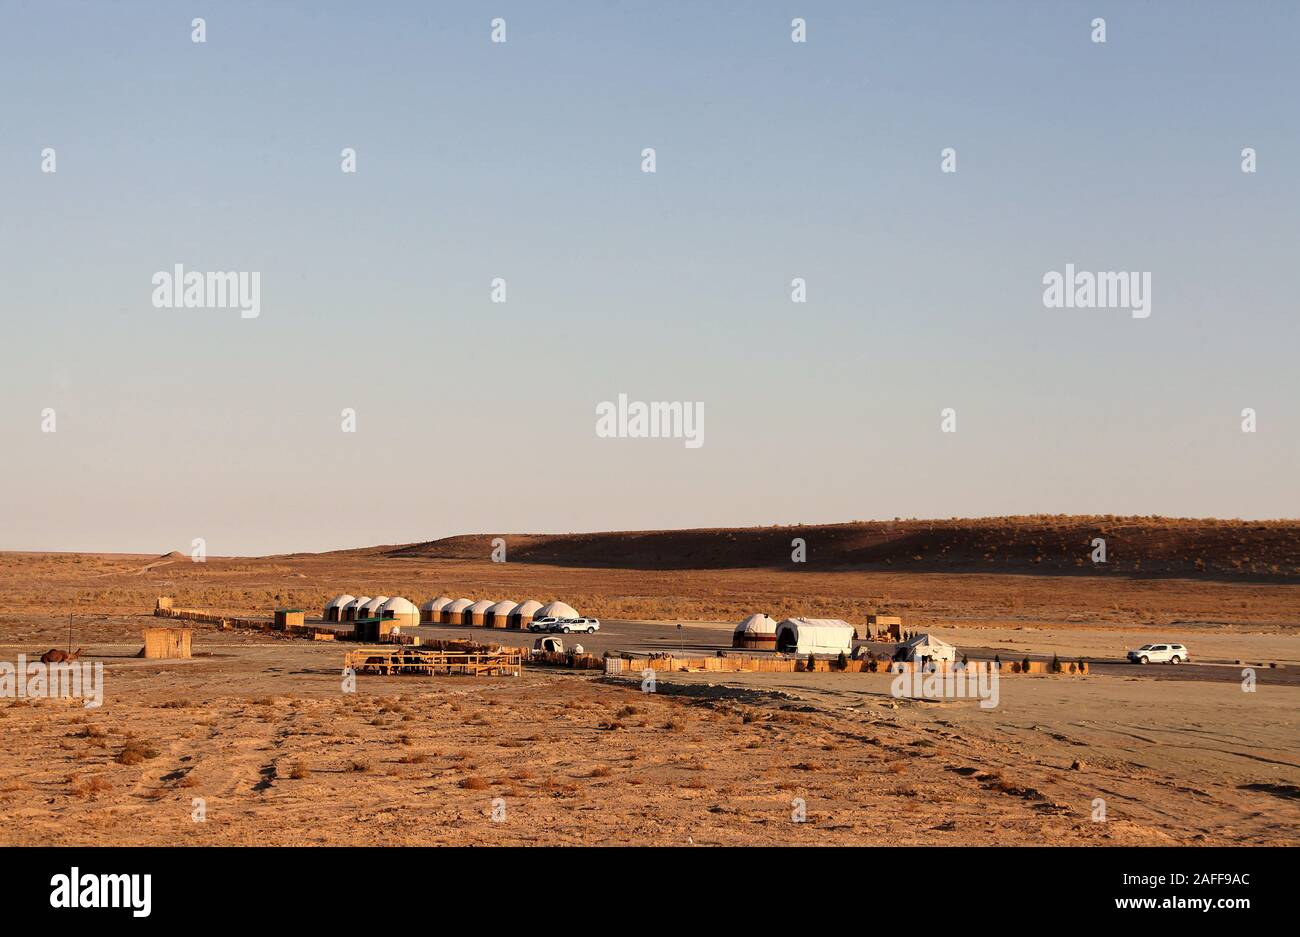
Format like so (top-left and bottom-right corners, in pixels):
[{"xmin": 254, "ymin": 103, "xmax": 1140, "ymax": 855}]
[
  {"xmin": 900, "ymin": 633, "xmax": 956, "ymax": 665},
  {"xmin": 324, "ymin": 595, "xmax": 355, "ymax": 623},
  {"xmin": 535, "ymin": 600, "xmax": 579, "ymax": 621},
  {"xmin": 358, "ymin": 596, "xmax": 390, "ymax": 620},
  {"xmin": 379, "ymin": 597, "xmax": 420, "ymax": 630},
  {"xmin": 343, "ymin": 597, "xmax": 371, "ymax": 622},
  {"xmin": 509, "ymin": 600, "xmax": 543, "ymax": 631},
  {"xmin": 485, "ymin": 600, "xmax": 518, "ymax": 629},
  {"xmin": 420, "ymin": 596, "xmax": 452, "ymax": 623},
  {"xmin": 465, "ymin": 599, "xmax": 496, "ymax": 626},
  {"xmin": 440, "ymin": 598, "xmax": 473, "ymax": 625},
  {"xmin": 774, "ymin": 618, "xmax": 854, "ymax": 656},
  {"xmin": 732, "ymin": 613, "xmax": 779, "ymax": 649}
]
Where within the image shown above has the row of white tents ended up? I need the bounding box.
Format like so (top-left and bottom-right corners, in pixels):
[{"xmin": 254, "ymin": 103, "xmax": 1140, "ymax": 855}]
[
  {"xmin": 323, "ymin": 595, "xmax": 579, "ymax": 631},
  {"xmin": 733, "ymin": 613, "xmax": 956, "ymax": 662}
]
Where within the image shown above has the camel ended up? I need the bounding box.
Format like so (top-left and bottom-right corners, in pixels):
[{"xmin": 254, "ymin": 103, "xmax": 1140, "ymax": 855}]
[{"xmin": 40, "ymin": 648, "xmax": 83, "ymax": 664}]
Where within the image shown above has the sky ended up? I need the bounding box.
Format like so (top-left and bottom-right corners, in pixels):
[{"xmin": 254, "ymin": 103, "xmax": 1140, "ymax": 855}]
[{"xmin": 1, "ymin": 1, "xmax": 1297, "ymax": 555}]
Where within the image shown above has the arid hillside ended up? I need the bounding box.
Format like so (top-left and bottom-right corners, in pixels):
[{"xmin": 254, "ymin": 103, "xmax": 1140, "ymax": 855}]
[{"xmin": 377, "ymin": 516, "xmax": 1300, "ymax": 580}]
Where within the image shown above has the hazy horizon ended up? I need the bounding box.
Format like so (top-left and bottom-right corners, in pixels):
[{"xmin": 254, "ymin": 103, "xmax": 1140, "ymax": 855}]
[{"xmin": 4, "ymin": 1, "xmax": 1298, "ymax": 555}]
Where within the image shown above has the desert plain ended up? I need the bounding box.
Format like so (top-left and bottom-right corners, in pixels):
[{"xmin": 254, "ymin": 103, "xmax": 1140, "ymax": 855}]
[{"xmin": 1, "ymin": 517, "xmax": 1297, "ymax": 846}]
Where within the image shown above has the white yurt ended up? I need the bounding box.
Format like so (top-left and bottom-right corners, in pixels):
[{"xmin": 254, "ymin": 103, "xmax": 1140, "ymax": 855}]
[
  {"xmin": 900, "ymin": 633, "xmax": 957, "ymax": 664},
  {"xmin": 358, "ymin": 596, "xmax": 390, "ymax": 620},
  {"xmin": 379, "ymin": 597, "xmax": 420, "ymax": 630},
  {"xmin": 441, "ymin": 598, "xmax": 474, "ymax": 625},
  {"xmin": 774, "ymin": 618, "xmax": 855, "ymax": 656},
  {"xmin": 535, "ymin": 600, "xmax": 580, "ymax": 621},
  {"xmin": 465, "ymin": 599, "xmax": 496, "ymax": 626},
  {"xmin": 509, "ymin": 600, "xmax": 543, "ymax": 630},
  {"xmin": 485, "ymin": 600, "xmax": 518, "ymax": 629},
  {"xmin": 343, "ymin": 596, "xmax": 371, "ymax": 622},
  {"xmin": 732, "ymin": 613, "xmax": 779, "ymax": 649},
  {"xmin": 420, "ymin": 596, "xmax": 452, "ymax": 623},
  {"xmin": 324, "ymin": 595, "xmax": 355, "ymax": 623}
]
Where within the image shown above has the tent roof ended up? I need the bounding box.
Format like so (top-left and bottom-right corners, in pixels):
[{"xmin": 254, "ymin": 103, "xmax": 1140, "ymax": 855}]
[
  {"xmin": 360, "ymin": 596, "xmax": 389, "ymax": 613},
  {"xmin": 903, "ymin": 633, "xmax": 954, "ymax": 650},
  {"xmin": 512, "ymin": 600, "xmax": 543, "ymax": 616},
  {"xmin": 466, "ymin": 599, "xmax": 496, "ymax": 614},
  {"xmin": 536, "ymin": 600, "xmax": 579, "ymax": 619},
  {"xmin": 486, "ymin": 600, "xmax": 518, "ymax": 615},
  {"xmin": 342, "ymin": 596, "xmax": 368, "ymax": 609},
  {"xmin": 325, "ymin": 595, "xmax": 356, "ymax": 608},
  {"xmin": 735, "ymin": 613, "xmax": 778, "ymax": 634},
  {"xmin": 380, "ymin": 597, "xmax": 418, "ymax": 616},
  {"xmin": 420, "ymin": 596, "xmax": 453, "ymax": 611},
  {"xmin": 443, "ymin": 598, "xmax": 474, "ymax": 613},
  {"xmin": 778, "ymin": 617, "xmax": 855, "ymax": 633}
]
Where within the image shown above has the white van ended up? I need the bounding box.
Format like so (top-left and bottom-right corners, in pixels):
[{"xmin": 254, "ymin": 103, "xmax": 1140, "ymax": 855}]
[{"xmin": 1127, "ymin": 643, "xmax": 1189, "ymax": 664}]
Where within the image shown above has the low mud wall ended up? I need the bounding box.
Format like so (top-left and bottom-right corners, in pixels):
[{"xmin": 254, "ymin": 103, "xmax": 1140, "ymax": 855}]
[{"xmin": 604, "ymin": 654, "xmax": 1088, "ymax": 675}]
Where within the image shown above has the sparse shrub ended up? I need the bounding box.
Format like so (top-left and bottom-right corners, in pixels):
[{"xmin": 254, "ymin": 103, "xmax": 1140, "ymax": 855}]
[
  {"xmin": 459, "ymin": 776, "xmax": 489, "ymax": 790},
  {"xmin": 69, "ymin": 774, "xmax": 111, "ymax": 798},
  {"xmin": 116, "ymin": 739, "xmax": 159, "ymax": 765},
  {"xmin": 289, "ymin": 761, "xmax": 310, "ymax": 779}
]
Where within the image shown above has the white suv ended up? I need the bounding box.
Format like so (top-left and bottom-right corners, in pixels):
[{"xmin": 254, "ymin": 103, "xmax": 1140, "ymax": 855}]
[
  {"xmin": 552, "ymin": 617, "xmax": 600, "ymax": 634},
  {"xmin": 527, "ymin": 617, "xmax": 559, "ymax": 633},
  {"xmin": 1127, "ymin": 643, "xmax": 1189, "ymax": 664}
]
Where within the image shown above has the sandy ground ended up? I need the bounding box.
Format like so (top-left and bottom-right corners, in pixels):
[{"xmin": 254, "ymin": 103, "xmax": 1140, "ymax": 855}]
[
  {"xmin": 0, "ymin": 551, "xmax": 1296, "ymax": 845},
  {"xmin": 0, "ymin": 622, "xmax": 1295, "ymax": 846}
]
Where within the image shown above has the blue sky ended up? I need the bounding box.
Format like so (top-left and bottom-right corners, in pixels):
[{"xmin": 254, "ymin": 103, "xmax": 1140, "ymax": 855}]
[{"xmin": 2, "ymin": 1, "xmax": 1297, "ymax": 554}]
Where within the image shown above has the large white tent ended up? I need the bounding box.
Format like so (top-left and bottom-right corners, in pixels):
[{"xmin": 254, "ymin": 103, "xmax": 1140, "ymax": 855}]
[
  {"xmin": 358, "ymin": 596, "xmax": 390, "ymax": 620},
  {"xmin": 900, "ymin": 633, "xmax": 957, "ymax": 664},
  {"xmin": 441, "ymin": 598, "xmax": 474, "ymax": 625},
  {"xmin": 535, "ymin": 600, "xmax": 580, "ymax": 620},
  {"xmin": 485, "ymin": 600, "xmax": 518, "ymax": 629},
  {"xmin": 379, "ymin": 597, "xmax": 420, "ymax": 630},
  {"xmin": 465, "ymin": 599, "xmax": 496, "ymax": 626},
  {"xmin": 774, "ymin": 618, "xmax": 855, "ymax": 656},
  {"xmin": 510, "ymin": 600, "xmax": 543, "ymax": 630},
  {"xmin": 343, "ymin": 596, "xmax": 371, "ymax": 622},
  {"xmin": 324, "ymin": 595, "xmax": 355, "ymax": 622},
  {"xmin": 420, "ymin": 596, "xmax": 452, "ymax": 623},
  {"xmin": 732, "ymin": 613, "xmax": 779, "ymax": 649}
]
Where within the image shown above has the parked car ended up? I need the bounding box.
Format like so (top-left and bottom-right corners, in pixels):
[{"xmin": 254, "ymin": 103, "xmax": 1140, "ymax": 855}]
[
  {"xmin": 1127, "ymin": 643, "xmax": 1189, "ymax": 664},
  {"xmin": 551, "ymin": 617, "xmax": 600, "ymax": 634},
  {"xmin": 527, "ymin": 617, "xmax": 559, "ymax": 633}
]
